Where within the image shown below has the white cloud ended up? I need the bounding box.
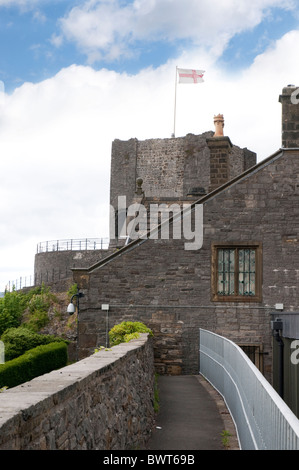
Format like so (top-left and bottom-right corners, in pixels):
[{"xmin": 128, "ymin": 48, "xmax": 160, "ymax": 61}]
[
  {"xmin": 56, "ymin": 0, "xmax": 297, "ymax": 62},
  {"xmin": 33, "ymin": 9, "xmax": 46, "ymax": 22},
  {"xmin": 0, "ymin": 3, "xmax": 299, "ymax": 290}
]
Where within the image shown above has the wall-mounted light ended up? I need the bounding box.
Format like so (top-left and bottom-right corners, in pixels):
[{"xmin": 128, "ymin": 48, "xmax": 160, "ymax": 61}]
[
  {"xmin": 67, "ymin": 291, "xmax": 84, "ymax": 315},
  {"xmin": 67, "ymin": 302, "xmax": 76, "ymax": 314},
  {"xmin": 67, "ymin": 288, "xmax": 84, "ymax": 361}
]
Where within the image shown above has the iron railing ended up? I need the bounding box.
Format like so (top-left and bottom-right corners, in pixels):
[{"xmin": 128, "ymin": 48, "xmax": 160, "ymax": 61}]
[
  {"xmin": 199, "ymin": 328, "xmax": 299, "ymax": 450},
  {"xmin": 5, "ymin": 276, "xmax": 34, "ymax": 292},
  {"xmin": 36, "ymin": 238, "xmax": 109, "ymax": 253}
]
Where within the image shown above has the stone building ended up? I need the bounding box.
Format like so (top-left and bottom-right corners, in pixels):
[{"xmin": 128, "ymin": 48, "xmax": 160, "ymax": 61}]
[{"xmin": 67, "ymin": 87, "xmax": 299, "ymax": 391}]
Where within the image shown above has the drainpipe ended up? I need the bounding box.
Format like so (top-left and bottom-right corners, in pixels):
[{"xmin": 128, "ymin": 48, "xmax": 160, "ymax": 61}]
[{"xmin": 271, "ymin": 317, "xmax": 284, "ymax": 399}]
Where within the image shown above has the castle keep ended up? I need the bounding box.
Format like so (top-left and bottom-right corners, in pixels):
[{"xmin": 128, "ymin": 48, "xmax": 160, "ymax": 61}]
[
  {"xmin": 35, "ymin": 86, "xmax": 299, "ymax": 391},
  {"xmin": 110, "ymin": 115, "xmax": 256, "ymax": 210}
]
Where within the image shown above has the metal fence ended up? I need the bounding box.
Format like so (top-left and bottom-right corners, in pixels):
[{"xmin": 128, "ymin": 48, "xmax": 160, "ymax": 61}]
[
  {"xmin": 36, "ymin": 238, "xmax": 109, "ymax": 253},
  {"xmin": 199, "ymin": 328, "xmax": 299, "ymax": 450},
  {"xmin": 5, "ymin": 276, "xmax": 34, "ymax": 292}
]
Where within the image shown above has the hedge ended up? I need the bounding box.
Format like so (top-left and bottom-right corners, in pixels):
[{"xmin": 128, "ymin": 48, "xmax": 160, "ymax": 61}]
[
  {"xmin": 1, "ymin": 326, "xmax": 67, "ymax": 361},
  {"xmin": 0, "ymin": 341, "xmax": 68, "ymax": 389}
]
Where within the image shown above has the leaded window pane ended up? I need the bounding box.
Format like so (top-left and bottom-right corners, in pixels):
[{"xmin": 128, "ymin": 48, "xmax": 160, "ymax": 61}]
[
  {"xmin": 217, "ymin": 248, "xmax": 235, "ymax": 295},
  {"xmin": 238, "ymin": 249, "xmax": 256, "ymax": 296},
  {"xmin": 217, "ymin": 247, "xmax": 256, "ymax": 297}
]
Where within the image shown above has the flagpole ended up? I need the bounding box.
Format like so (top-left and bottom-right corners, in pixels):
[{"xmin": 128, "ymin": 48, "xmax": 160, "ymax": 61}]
[{"xmin": 172, "ymin": 66, "xmax": 178, "ymax": 137}]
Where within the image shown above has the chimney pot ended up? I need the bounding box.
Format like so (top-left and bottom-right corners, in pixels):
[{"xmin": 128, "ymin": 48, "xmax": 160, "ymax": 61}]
[{"xmin": 213, "ymin": 114, "xmax": 224, "ymax": 137}]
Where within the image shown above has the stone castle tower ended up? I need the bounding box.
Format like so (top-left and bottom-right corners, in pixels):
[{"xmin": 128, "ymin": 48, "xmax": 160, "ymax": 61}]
[
  {"xmin": 109, "ymin": 115, "xmax": 256, "ymax": 245},
  {"xmin": 34, "ymin": 114, "xmax": 256, "ymax": 287}
]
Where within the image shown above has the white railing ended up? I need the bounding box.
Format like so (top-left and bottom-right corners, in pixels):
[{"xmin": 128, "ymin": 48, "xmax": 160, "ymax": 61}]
[{"xmin": 199, "ymin": 329, "xmax": 299, "ymax": 450}]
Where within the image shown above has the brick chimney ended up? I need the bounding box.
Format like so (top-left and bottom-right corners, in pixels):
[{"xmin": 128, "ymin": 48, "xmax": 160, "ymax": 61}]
[
  {"xmin": 279, "ymin": 85, "xmax": 299, "ymax": 148},
  {"xmin": 207, "ymin": 114, "xmax": 232, "ymax": 192}
]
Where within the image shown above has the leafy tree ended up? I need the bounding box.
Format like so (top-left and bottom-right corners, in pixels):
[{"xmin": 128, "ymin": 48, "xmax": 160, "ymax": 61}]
[{"xmin": 0, "ymin": 291, "xmax": 23, "ymax": 336}]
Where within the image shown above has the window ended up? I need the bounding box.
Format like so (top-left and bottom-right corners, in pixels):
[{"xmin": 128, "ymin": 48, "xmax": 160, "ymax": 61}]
[
  {"xmin": 212, "ymin": 242, "xmax": 262, "ymax": 302},
  {"xmin": 239, "ymin": 344, "xmax": 264, "ymax": 373}
]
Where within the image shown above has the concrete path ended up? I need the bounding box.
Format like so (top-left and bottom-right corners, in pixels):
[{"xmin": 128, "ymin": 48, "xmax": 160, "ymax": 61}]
[{"xmin": 147, "ymin": 375, "xmax": 239, "ymax": 451}]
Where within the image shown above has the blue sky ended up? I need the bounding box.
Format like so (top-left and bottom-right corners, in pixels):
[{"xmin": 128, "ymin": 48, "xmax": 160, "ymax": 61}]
[
  {"xmin": 218, "ymin": 7, "xmax": 299, "ymax": 71},
  {"xmin": 0, "ymin": 0, "xmax": 299, "ymax": 291},
  {"xmin": 0, "ymin": 1, "xmax": 82, "ymax": 90},
  {"xmin": 1, "ymin": 1, "xmax": 298, "ymax": 90}
]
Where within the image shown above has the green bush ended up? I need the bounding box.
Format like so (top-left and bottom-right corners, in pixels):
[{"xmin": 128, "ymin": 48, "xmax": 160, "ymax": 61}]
[
  {"xmin": 1, "ymin": 326, "xmax": 67, "ymax": 361},
  {"xmin": 0, "ymin": 284, "xmax": 58, "ymax": 336},
  {"xmin": 67, "ymin": 283, "xmax": 78, "ymax": 298},
  {"xmin": 23, "ymin": 309, "xmax": 50, "ymax": 332},
  {"xmin": 0, "ymin": 291, "xmax": 24, "ymax": 336},
  {"xmin": 0, "ymin": 341, "xmax": 68, "ymax": 389},
  {"xmin": 109, "ymin": 321, "xmax": 153, "ymax": 346},
  {"xmin": 23, "ymin": 285, "xmax": 57, "ymax": 332}
]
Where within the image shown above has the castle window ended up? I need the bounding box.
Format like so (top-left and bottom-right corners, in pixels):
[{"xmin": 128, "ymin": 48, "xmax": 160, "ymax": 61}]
[{"xmin": 212, "ymin": 242, "xmax": 262, "ymax": 302}]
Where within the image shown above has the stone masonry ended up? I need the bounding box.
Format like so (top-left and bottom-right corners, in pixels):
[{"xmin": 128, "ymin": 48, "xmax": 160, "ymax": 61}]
[
  {"xmin": 279, "ymin": 85, "xmax": 299, "ymax": 148},
  {"xmin": 72, "ymin": 88, "xmax": 299, "ymax": 382},
  {"xmin": 73, "ymin": 147, "xmax": 299, "ymax": 381},
  {"xmin": 110, "ymin": 131, "xmax": 256, "ymax": 207},
  {"xmin": 31, "ymin": 86, "xmax": 298, "ymax": 385},
  {"xmin": 34, "ymin": 249, "xmax": 111, "ymax": 292},
  {"xmin": 0, "ymin": 334, "xmax": 155, "ymax": 450}
]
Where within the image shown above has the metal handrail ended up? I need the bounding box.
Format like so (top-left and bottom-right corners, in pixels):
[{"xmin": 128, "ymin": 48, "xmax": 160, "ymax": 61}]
[
  {"xmin": 36, "ymin": 238, "xmax": 109, "ymax": 253},
  {"xmin": 199, "ymin": 328, "xmax": 299, "ymax": 450}
]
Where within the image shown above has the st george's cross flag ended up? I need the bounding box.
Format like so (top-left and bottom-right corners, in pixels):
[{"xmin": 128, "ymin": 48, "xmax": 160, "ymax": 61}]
[{"xmin": 178, "ymin": 68, "xmax": 205, "ymax": 84}]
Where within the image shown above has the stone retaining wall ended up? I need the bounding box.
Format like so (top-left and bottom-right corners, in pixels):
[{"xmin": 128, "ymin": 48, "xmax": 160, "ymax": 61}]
[
  {"xmin": 34, "ymin": 249, "xmax": 111, "ymax": 292},
  {"xmin": 0, "ymin": 334, "xmax": 155, "ymax": 450}
]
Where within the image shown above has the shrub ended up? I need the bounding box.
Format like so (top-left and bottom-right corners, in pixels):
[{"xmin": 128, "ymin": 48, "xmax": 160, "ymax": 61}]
[
  {"xmin": 28, "ymin": 293, "xmax": 51, "ymax": 314},
  {"xmin": 23, "ymin": 309, "xmax": 50, "ymax": 332},
  {"xmin": 109, "ymin": 321, "xmax": 153, "ymax": 346},
  {"xmin": 1, "ymin": 326, "xmax": 67, "ymax": 361},
  {"xmin": 0, "ymin": 291, "xmax": 24, "ymax": 336},
  {"xmin": 67, "ymin": 283, "xmax": 78, "ymax": 298},
  {"xmin": 23, "ymin": 284, "xmax": 57, "ymax": 332},
  {"xmin": 0, "ymin": 341, "xmax": 68, "ymax": 389},
  {"xmin": 0, "ymin": 284, "xmax": 58, "ymax": 336}
]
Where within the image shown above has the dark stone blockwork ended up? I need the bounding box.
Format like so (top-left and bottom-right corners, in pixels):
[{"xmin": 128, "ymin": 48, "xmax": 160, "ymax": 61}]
[{"xmin": 36, "ymin": 86, "xmax": 299, "ymax": 387}]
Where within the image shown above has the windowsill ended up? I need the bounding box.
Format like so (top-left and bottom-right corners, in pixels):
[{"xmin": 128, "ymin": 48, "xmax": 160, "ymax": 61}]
[{"xmin": 212, "ymin": 295, "xmax": 262, "ymax": 303}]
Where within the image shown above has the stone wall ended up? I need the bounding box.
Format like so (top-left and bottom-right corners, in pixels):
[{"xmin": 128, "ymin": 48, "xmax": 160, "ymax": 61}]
[
  {"xmin": 73, "ymin": 149, "xmax": 299, "ymax": 381},
  {"xmin": 0, "ymin": 334, "xmax": 155, "ymax": 450},
  {"xmin": 34, "ymin": 249, "xmax": 111, "ymax": 291},
  {"xmin": 279, "ymin": 85, "xmax": 299, "ymax": 148},
  {"xmin": 110, "ymin": 131, "xmax": 256, "ymax": 207}
]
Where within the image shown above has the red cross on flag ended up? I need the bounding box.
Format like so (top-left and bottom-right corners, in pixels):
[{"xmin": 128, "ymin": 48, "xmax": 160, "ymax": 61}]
[{"xmin": 178, "ymin": 68, "xmax": 205, "ymax": 84}]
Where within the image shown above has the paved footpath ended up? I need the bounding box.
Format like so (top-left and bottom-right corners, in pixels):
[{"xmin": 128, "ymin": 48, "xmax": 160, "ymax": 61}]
[{"xmin": 147, "ymin": 375, "xmax": 239, "ymax": 451}]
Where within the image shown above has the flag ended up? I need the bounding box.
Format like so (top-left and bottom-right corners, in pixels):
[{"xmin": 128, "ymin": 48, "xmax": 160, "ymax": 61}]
[{"xmin": 178, "ymin": 68, "xmax": 205, "ymax": 84}]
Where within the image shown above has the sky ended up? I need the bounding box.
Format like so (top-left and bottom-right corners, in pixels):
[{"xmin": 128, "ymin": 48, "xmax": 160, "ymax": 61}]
[{"xmin": 0, "ymin": 0, "xmax": 299, "ymax": 292}]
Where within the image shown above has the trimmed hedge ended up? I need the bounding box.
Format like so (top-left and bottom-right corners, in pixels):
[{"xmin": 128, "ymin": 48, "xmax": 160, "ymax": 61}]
[
  {"xmin": 1, "ymin": 326, "xmax": 67, "ymax": 361},
  {"xmin": 0, "ymin": 341, "xmax": 68, "ymax": 389}
]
